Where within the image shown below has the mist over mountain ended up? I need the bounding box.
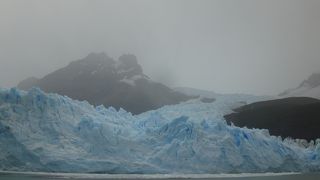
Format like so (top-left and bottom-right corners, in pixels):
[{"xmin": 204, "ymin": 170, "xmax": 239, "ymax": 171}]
[
  {"xmin": 17, "ymin": 52, "xmax": 193, "ymax": 114},
  {"xmin": 1, "ymin": 0, "xmax": 320, "ymax": 177},
  {"xmin": 280, "ymin": 72, "xmax": 320, "ymax": 99}
]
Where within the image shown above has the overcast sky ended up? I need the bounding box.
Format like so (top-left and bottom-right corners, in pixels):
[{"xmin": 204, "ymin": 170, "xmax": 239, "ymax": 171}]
[{"xmin": 1, "ymin": 0, "xmax": 320, "ymax": 95}]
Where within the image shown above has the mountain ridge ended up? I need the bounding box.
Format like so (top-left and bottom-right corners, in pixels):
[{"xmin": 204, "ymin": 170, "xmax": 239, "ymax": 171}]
[{"xmin": 17, "ymin": 53, "xmax": 193, "ymax": 114}]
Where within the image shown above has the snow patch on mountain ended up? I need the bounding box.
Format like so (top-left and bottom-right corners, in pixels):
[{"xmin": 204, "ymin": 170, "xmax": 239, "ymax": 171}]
[
  {"xmin": 281, "ymin": 86, "xmax": 320, "ymax": 99},
  {"xmin": 280, "ymin": 73, "xmax": 320, "ymax": 99},
  {"xmin": 119, "ymin": 75, "xmax": 150, "ymax": 86}
]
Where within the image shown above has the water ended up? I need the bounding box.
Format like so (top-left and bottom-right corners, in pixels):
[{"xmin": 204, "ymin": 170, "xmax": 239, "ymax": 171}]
[{"xmin": 1, "ymin": 172, "xmax": 320, "ymax": 180}]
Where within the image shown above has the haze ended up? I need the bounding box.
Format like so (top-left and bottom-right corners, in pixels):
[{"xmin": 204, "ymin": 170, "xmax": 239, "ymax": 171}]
[{"xmin": 1, "ymin": 0, "xmax": 320, "ymax": 95}]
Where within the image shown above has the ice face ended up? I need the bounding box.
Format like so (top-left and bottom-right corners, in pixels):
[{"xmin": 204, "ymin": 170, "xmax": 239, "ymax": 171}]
[{"xmin": 0, "ymin": 87, "xmax": 319, "ymax": 173}]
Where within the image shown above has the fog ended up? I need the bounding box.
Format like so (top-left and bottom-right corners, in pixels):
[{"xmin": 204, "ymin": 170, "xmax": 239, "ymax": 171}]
[{"xmin": 1, "ymin": 0, "xmax": 320, "ymax": 95}]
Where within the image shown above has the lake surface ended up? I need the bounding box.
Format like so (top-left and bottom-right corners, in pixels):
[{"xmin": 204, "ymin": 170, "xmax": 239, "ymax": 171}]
[{"xmin": 1, "ymin": 172, "xmax": 320, "ymax": 180}]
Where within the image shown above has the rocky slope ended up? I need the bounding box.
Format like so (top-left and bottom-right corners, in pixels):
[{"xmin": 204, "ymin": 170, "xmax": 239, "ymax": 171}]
[{"xmin": 225, "ymin": 97, "xmax": 320, "ymax": 141}]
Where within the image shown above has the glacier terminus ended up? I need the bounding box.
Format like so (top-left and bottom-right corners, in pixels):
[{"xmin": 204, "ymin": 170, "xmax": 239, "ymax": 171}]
[{"xmin": 0, "ymin": 87, "xmax": 319, "ymax": 173}]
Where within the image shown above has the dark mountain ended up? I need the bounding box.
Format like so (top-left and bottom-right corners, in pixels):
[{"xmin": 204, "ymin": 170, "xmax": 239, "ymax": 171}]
[
  {"xmin": 224, "ymin": 97, "xmax": 320, "ymax": 141},
  {"xmin": 17, "ymin": 52, "xmax": 193, "ymax": 114}
]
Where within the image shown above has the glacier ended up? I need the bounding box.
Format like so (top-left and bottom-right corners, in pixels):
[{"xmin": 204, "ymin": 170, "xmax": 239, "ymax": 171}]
[{"xmin": 0, "ymin": 87, "xmax": 319, "ymax": 173}]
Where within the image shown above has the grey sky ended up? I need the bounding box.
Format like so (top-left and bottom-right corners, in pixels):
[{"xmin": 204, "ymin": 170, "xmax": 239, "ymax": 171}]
[{"xmin": 1, "ymin": 0, "xmax": 320, "ymax": 95}]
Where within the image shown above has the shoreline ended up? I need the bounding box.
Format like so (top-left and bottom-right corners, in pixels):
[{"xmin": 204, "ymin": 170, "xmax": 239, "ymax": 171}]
[{"xmin": 0, "ymin": 170, "xmax": 302, "ymax": 179}]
